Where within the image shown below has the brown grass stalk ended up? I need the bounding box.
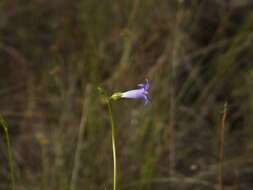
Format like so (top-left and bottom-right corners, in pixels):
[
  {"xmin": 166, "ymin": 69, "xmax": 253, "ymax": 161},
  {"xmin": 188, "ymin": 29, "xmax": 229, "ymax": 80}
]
[
  {"xmin": 219, "ymin": 102, "xmax": 228, "ymax": 190},
  {"xmin": 70, "ymin": 84, "xmax": 91, "ymax": 190}
]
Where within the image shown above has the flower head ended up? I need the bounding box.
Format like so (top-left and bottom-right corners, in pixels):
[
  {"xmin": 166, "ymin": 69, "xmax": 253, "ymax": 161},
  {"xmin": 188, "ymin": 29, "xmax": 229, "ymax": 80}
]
[{"xmin": 111, "ymin": 79, "xmax": 150, "ymax": 105}]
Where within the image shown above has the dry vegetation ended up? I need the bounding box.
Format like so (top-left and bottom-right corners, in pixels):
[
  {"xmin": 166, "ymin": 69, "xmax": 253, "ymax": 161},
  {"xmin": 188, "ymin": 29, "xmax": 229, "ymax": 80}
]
[{"xmin": 0, "ymin": 0, "xmax": 253, "ymax": 190}]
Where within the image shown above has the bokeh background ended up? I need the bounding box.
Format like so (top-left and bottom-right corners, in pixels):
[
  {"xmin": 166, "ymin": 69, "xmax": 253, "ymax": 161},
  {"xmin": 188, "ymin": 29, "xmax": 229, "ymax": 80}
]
[{"xmin": 1, "ymin": 0, "xmax": 253, "ymax": 189}]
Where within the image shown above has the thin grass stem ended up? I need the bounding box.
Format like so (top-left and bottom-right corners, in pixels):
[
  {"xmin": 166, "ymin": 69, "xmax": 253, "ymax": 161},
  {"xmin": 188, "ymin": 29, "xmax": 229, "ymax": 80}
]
[
  {"xmin": 219, "ymin": 102, "xmax": 228, "ymax": 190},
  {"xmin": 70, "ymin": 85, "xmax": 91, "ymax": 190},
  {"xmin": 0, "ymin": 115, "xmax": 16, "ymax": 190}
]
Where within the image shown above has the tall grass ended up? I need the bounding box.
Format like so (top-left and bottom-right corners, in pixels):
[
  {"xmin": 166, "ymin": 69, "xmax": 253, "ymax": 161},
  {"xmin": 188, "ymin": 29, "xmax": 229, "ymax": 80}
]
[
  {"xmin": 218, "ymin": 102, "xmax": 228, "ymax": 190},
  {"xmin": 70, "ymin": 85, "xmax": 91, "ymax": 190},
  {"xmin": 0, "ymin": 1, "xmax": 253, "ymax": 190},
  {"xmin": 0, "ymin": 115, "xmax": 16, "ymax": 190}
]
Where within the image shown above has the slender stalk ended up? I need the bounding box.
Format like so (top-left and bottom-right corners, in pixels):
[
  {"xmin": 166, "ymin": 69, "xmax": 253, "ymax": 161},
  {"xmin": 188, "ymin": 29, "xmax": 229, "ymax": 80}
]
[
  {"xmin": 107, "ymin": 100, "xmax": 117, "ymax": 190},
  {"xmin": 0, "ymin": 115, "xmax": 16, "ymax": 190},
  {"xmin": 219, "ymin": 102, "xmax": 228, "ymax": 190},
  {"xmin": 70, "ymin": 85, "xmax": 91, "ymax": 190},
  {"xmin": 169, "ymin": 2, "xmax": 183, "ymax": 176},
  {"xmin": 41, "ymin": 141, "xmax": 49, "ymax": 190}
]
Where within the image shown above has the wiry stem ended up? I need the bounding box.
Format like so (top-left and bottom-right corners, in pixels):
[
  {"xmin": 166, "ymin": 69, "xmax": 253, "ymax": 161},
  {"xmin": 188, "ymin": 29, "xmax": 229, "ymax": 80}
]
[
  {"xmin": 169, "ymin": 2, "xmax": 183, "ymax": 176},
  {"xmin": 219, "ymin": 102, "xmax": 228, "ymax": 190},
  {"xmin": 0, "ymin": 115, "xmax": 16, "ymax": 190},
  {"xmin": 70, "ymin": 85, "xmax": 91, "ymax": 190},
  {"xmin": 107, "ymin": 100, "xmax": 117, "ymax": 190}
]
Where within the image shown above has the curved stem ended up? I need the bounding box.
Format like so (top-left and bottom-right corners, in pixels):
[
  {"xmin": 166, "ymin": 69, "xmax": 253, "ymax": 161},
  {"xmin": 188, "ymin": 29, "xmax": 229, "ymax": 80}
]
[
  {"xmin": 107, "ymin": 101, "xmax": 117, "ymax": 190},
  {"xmin": 0, "ymin": 115, "xmax": 16, "ymax": 190}
]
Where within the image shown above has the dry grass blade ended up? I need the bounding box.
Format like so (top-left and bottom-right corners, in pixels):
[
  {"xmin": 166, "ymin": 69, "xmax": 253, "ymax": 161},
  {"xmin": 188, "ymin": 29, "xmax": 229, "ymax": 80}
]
[{"xmin": 219, "ymin": 102, "xmax": 228, "ymax": 190}]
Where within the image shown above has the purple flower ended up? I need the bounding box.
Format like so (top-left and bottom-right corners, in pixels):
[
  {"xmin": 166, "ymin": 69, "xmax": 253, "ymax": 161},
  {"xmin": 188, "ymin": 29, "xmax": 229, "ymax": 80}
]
[{"xmin": 121, "ymin": 79, "xmax": 150, "ymax": 105}]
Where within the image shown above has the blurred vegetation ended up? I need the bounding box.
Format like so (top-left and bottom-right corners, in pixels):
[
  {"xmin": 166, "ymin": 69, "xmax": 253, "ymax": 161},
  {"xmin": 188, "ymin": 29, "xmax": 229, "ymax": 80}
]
[{"xmin": 0, "ymin": 0, "xmax": 253, "ymax": 190}]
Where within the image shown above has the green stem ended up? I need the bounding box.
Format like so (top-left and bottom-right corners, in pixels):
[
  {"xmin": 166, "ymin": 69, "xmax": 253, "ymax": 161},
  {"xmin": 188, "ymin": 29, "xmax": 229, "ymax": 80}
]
[
  {"xmin": 0, "ymin": 115, "xmax": 16, "ymax": 190},
  {"xmin": 107, "ymin": 101, "xmax": 117, "ymax": 190}
]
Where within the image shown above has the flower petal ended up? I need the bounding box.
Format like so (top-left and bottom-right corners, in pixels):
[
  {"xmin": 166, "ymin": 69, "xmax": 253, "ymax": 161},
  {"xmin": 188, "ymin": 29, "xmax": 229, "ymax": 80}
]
[
  {"xmin": 138, "ymin": 79, "xmax": 149, "ymax": 91},
  {"xmin": 138, "ymin": 83, "xmax": 145, "ymax": 89},
  {"xmin": 143, "ymin": 95, "xmax": 150, "ymax": 105},
  {"xmin": 144, "ymin": 79, "xmax": 149, "ymax": 91},
  {"xmin": 122, "ymin": 89, "xmax": 144, "ymax": 99},
  {"xmin": 120, "ymin": 79, "xmax": 150, "ymax": 105}
]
